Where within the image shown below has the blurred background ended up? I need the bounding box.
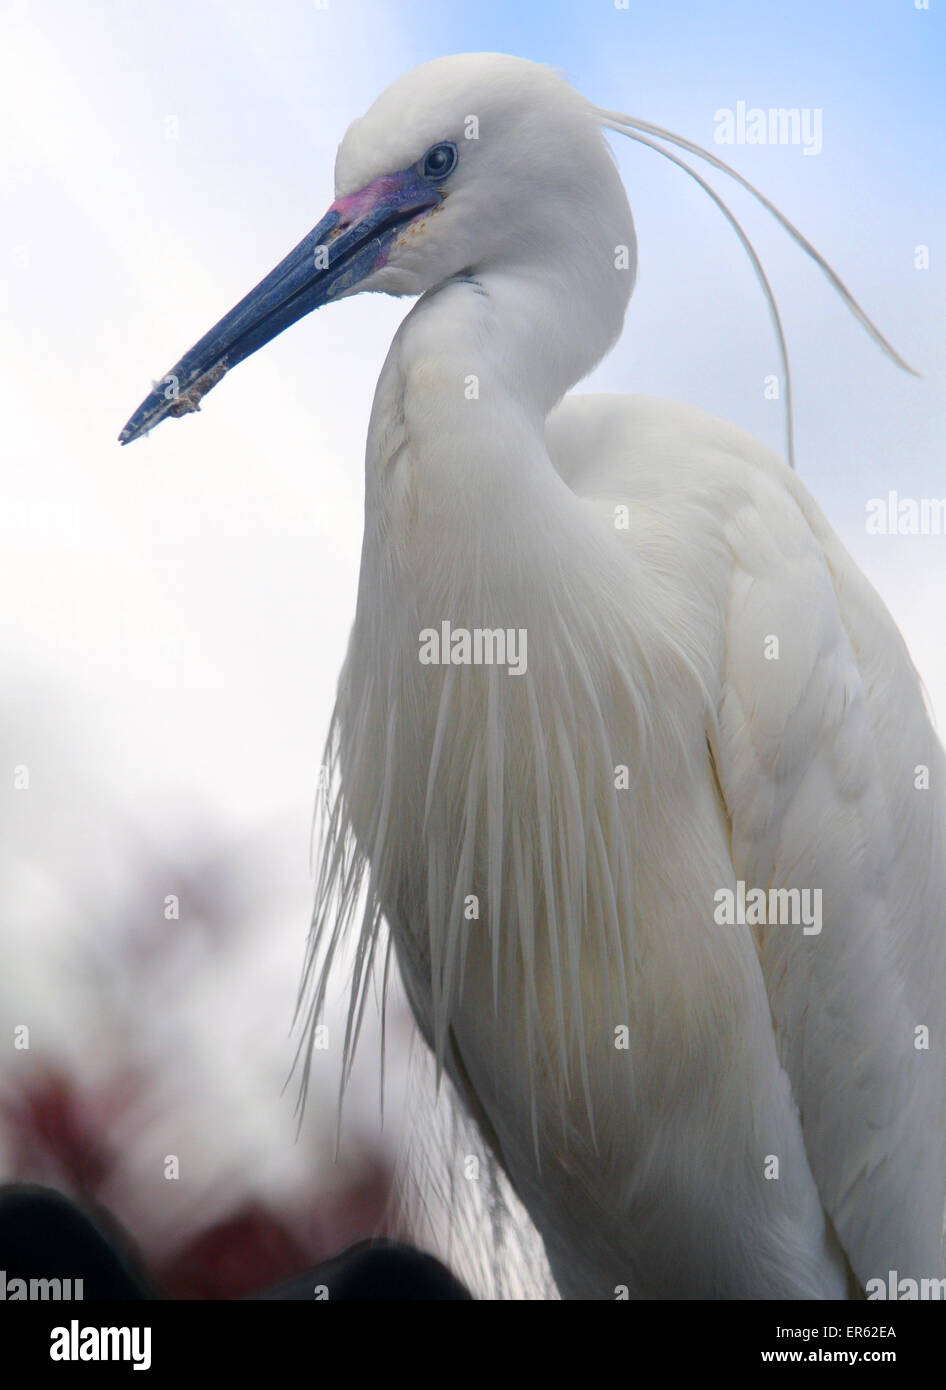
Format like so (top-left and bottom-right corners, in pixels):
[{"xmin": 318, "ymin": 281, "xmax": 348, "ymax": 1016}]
[{"xmin": 0, "ymin": 0, "xmax": 943, "ymax": 1296}]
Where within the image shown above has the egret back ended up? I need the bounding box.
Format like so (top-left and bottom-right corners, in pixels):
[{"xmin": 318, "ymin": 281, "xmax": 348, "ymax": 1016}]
[{"xmin": 547, "ymin": 391, "xmax": 946, "ymax": 1289}]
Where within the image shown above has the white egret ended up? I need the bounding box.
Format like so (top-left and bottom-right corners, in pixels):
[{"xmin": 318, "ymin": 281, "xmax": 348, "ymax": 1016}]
[{"xmin": 120, "ymin": 54, "xmax": 946, "ymax": 1300}]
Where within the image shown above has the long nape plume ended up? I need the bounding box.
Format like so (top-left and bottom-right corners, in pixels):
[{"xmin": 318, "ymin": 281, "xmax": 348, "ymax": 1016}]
[{"xmin": 597, "ymin": 108, "xmax": 920, "ymax": 471}]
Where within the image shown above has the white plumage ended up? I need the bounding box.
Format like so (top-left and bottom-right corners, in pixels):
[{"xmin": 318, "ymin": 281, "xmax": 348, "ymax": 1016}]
[
  {"xmin": 122, "ymin": 51, "xmax": 946, "ymax": 1299},
  {"xmin": 307, "ymin": 55, "xmax": 946, "ymax": 1299}
]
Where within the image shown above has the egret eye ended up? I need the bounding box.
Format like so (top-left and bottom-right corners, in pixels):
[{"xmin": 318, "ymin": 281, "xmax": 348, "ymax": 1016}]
[{"xmin": 422, "ymin": 142, "xmax": 458, "ymax": 181}]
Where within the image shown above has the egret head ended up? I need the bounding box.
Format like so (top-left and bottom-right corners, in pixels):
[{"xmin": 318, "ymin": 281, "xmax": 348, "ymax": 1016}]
[
  {"xmin": 118, "ymin": 53, "xmax": 635, "ymax": 444},
  {"xmin": 332, "ymin": 53, "xmax": 634, "ymax": 296}
]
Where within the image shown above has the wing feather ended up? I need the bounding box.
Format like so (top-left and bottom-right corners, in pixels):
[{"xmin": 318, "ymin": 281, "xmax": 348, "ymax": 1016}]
[{"xmin": 548, "ymin": 391, "xmax": 946, "ymax": 1287}]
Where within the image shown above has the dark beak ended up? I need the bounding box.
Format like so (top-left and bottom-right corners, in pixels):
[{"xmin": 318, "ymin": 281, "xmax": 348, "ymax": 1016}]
[{"xmin": 118, "ymin": 170, "xmax": 441, "ymax": 446}]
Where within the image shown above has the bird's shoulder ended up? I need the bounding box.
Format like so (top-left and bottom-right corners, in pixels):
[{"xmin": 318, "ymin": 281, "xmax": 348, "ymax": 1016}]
[{"xmin": 546, "ymin": 390, "xmax": 795, "ymax": 507}]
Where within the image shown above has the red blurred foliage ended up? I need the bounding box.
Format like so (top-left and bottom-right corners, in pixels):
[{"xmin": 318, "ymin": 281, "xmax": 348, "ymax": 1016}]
[
  {"xmin": 1, "ymin": 1067, "xmax": 395, "ymax": 1298},
  {"xmin": 157, "ymin": 1204, "xmax": 311, "ymax": 1299},
  {"xmin": 0, "ymin": 1067, "xmax": 136, "ymax": 1197},
  {"xmin": 156, "ymin": 1164, "xmax": 390, "ymax": 1299}
]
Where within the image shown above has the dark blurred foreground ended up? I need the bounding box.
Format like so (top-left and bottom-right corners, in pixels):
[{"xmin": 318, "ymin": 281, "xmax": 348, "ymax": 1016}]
[{"xmin": 0, "ymin": 1185, "xmax": 471, "ymax": 1300}]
